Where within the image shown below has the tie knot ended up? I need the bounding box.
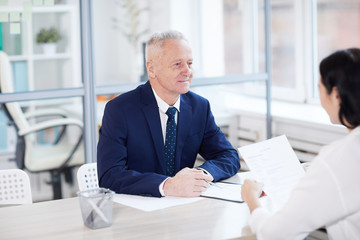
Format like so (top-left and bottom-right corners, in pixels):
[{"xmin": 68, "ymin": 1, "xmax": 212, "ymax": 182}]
[{"xmin": 166, "ymin": 107, "xmax": 177, "ymax": 118}]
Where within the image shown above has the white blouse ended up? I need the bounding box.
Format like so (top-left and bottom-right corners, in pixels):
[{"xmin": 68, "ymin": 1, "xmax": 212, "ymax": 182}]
[{"xmin": 249, "ymin": 127, "xmax": 360, "ymax": 240}]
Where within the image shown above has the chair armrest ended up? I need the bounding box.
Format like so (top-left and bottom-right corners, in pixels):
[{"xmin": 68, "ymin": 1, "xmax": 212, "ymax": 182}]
[
  {"xmin": 18, "ymin": 118, "xmax": 83, "ymax": 136},
  {"xmin": 24, "ymin": 108, "xmax": 70, "ymax": 119}
]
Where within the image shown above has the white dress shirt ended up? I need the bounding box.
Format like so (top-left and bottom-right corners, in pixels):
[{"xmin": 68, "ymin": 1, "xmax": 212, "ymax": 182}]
[
  {"xmin": 152, "ymin": 88, "xmax": 180, "ymax": 143},
  {"xmin": 152, "ymin": 88, "xmax": 180, "ymax": 196},
  {"xmin": 249, "ymin": 126, "xmax": 360, "ymax": 240}
]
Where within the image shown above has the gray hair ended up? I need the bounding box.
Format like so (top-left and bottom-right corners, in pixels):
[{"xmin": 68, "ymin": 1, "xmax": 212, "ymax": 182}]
[{"xmin": 145, "ymin": 30, "xmax": 188, "ymax": 61}]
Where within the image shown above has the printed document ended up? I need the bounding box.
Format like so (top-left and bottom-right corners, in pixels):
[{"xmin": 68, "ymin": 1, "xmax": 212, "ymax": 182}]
[{"xmin": 238, "ymin": 135, "xmax": 305, "ymax": 210}]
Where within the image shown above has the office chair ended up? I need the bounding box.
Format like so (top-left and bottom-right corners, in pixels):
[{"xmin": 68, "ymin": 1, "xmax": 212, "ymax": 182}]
[
  {"xmin": 0, "ymin": 169, "xmax": 32, "ymax": 204},
  {"xmin": 0, "ymin": 51, "xmax": 85, "ymax": 200},
  {"xmin": 77, "ymin": 162, "xmax": 98, "ymax": 191}
]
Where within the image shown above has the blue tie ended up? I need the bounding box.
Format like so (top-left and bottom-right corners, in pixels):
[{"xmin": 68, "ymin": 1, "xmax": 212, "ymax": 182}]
[{"xmin": 164, "ymin": 107, "xmax": 177, "ymax": 176}]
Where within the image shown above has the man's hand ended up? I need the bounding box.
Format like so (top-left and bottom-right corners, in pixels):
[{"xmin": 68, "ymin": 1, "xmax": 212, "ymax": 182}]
[{"xmin": 163, "ymin": 167, "xmax": 213, "ymax": 197}]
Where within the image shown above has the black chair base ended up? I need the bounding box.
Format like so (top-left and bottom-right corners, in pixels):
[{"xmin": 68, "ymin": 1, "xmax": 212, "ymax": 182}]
[{"xmin": 48, "ymin": 168, "xmax": 74, "ymax": 200}]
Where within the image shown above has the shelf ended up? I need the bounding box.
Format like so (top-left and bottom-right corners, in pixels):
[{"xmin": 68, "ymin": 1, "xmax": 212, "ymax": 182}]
[
  {"xmin": 1, "ymin": 2, "xmax": 81, "ymax": 93},
  {"xmin": 0, "ymin": 5, "xmax": 75, "ymax": 13},
  {"xmin": 0, "ymin": 7, "xmax": 23, "ymax": 13},
  {"xmin": 32, "ymin": 5, "xmax": 75, "ymax": 13},
  {"xmin": 32, "ymin": 53, "xmax": 72, "ymax": 61},
  {"xmin": 8, "ymin": 55, "xmax": 29, "ymax": 61},
  {"xmin": 8, "ymin": 54, "xmax": 72, "ymax": 62}
]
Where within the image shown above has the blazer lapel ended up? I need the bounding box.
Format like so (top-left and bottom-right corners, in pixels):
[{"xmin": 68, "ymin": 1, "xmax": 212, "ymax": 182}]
[
  {"xmin": 141, "ymin": 82, "xmax": 165, "ymax": 171},
  {"xmin": 174, "ymin": 96, "xmax": 192, "ymax": 172}
]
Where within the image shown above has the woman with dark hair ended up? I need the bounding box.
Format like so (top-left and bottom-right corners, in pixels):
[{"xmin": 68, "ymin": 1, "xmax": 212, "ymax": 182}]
[{"xmin": 241, "ymin": 48, "xmax": 360, "ymax": 240}]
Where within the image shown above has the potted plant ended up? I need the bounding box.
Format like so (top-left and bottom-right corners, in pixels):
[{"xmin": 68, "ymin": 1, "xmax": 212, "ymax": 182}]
[{"xmin": 36, "ymin": 27, "xmax": 62, "ymax": 54}]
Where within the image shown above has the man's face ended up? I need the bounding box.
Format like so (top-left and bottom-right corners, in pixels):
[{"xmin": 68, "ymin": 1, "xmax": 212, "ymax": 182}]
[{"xmin": 149, "ymin": 39, "xmax": 193, "ymax": 102}]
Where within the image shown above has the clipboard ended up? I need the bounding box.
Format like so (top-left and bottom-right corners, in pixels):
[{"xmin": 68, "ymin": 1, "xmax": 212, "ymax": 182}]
[{"xmin": 200, "ymin": 182, "xmax": 244, "ymax": 203}]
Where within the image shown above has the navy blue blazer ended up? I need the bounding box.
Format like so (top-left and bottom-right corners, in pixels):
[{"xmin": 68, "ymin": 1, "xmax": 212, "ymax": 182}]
[{"xmin": 97, "ymin": 81, "xmax": 240, "ymax": 197}]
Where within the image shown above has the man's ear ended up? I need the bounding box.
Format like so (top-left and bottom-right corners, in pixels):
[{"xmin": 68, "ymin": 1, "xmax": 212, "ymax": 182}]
[{"xmin": 146, "ymin": 60, "xmax": 156, "ymax": 79}]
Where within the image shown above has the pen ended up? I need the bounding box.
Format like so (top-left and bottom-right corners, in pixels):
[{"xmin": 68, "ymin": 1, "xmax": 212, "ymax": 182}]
[
  {"xmin": 197, "ymin": 168, "xmax": 222, "ymax": 189},
  {"xmin": 208, "ymin": 181, "xmax": 222, "ymax": 189}
]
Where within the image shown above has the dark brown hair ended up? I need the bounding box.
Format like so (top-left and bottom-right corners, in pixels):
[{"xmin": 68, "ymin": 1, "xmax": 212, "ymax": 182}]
[{"xmin": 320, "ymin": 48, "xmax": 360, "ymax": 129}]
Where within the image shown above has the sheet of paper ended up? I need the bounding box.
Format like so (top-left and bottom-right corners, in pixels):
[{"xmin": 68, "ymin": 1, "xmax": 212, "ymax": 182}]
[
  {"xmin": 238, "ymin": 135, "xmax": 305, "ymax": 209},
  {"xmin": 112, "ymin": 194, "xmax": 203, "ymax": 212},
  {"xmin": 201, "ymin": 182, "xmax": 243, "ymax": 203}
]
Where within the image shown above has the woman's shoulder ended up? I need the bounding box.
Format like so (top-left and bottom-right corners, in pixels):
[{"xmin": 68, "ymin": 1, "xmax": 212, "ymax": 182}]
[{"xmin": 318, "ymin": 126, "xmax": 360, "ymax": 165}]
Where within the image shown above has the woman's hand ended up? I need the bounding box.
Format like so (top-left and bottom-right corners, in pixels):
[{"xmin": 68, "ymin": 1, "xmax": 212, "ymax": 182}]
[{"xmin": 241, "ymin": 179, "xmax": 264, "ymax": 213}]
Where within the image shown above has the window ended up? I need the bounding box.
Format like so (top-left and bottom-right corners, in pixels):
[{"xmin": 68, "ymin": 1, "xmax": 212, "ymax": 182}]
[
  {"xmin": 226, "ymin": 0, "xmax": 307, "ymax": 102},
  {"xmin": 222, "ymin": 0, "xmax": 360, "ymax": 103},
  {"xmin": 313, "ymin": 0, "xmax": 360, "ymax": 98},
  {"xmin": 223, "ymin": 0, "xmax": 245, "ymax": 75}
]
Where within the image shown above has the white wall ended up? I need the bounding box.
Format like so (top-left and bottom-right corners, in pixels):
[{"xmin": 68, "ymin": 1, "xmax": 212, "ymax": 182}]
[
  {"xmin": 93, "ymin": 1, "xmax": 150, "ymax": 84},
  {"xmin": 93, "ymin": 0, "xmax": 226, "ymax": 84}
]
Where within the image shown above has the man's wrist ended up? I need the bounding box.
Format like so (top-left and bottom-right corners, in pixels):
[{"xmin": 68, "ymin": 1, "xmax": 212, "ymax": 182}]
[{"xmin": 159, "ymin": 177, "xmax": 170, "ymax": 197}]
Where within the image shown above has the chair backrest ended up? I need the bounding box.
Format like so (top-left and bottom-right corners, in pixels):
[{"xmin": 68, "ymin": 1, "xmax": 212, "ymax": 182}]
[
  {"xmin": 0, "ymin": 169, "xmax": 32, "ymax": 204},
  {"xmin": 77, "ymin": 162, "xmax": 99, "ymax": 191}
]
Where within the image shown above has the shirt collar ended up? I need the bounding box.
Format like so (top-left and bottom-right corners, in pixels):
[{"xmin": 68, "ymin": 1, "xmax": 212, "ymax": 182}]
[{"xmin": 152, "ymin": 87, "xmax": 181, "ymax": 114}]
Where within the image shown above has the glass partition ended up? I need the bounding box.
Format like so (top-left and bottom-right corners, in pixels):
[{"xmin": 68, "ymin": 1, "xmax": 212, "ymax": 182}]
[{"xmin": 0, "ymin": 0, "xmax": 85, "ymax": 201}]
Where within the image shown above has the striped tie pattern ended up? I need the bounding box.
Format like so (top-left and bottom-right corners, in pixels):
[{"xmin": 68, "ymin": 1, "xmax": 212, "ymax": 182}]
[{"xmin": 164, "ymin": 107, "xmax": 177, "ymax": 176}]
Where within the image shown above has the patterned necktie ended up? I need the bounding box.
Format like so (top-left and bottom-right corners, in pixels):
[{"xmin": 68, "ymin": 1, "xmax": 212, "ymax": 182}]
[{"xmin": 164, "ymin": 107, "xmax": 177, "ymax": 176}]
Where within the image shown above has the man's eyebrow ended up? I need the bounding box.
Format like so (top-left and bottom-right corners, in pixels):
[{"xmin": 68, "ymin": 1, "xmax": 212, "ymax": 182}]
[
  {"xmin": 170, "ymin": 58, "xmax": 183, "ymax": 63},
  {"xmin": 169, "ymin": 58, "xmax": 193, "ymax": 63}
]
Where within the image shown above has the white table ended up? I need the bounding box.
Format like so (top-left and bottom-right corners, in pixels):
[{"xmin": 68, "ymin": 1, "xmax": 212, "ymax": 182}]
[{"xmin": 0, "ymin": 194, "xmax": 257, "ymax": 240}]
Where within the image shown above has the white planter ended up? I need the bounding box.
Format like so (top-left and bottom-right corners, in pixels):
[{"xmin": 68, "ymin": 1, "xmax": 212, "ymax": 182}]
[{"xmin": 41, "ymin": 43, "xmax": 57, "ymax": 54}]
